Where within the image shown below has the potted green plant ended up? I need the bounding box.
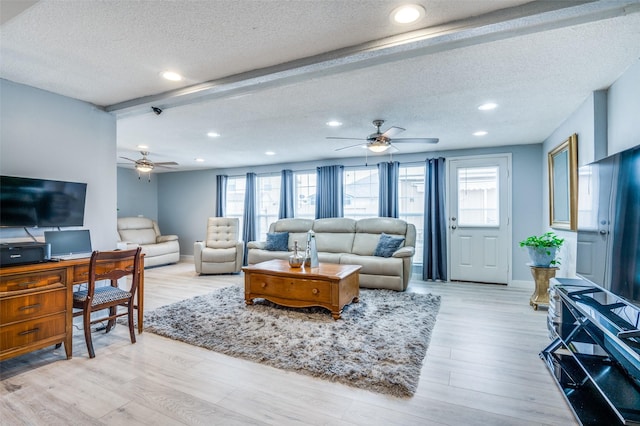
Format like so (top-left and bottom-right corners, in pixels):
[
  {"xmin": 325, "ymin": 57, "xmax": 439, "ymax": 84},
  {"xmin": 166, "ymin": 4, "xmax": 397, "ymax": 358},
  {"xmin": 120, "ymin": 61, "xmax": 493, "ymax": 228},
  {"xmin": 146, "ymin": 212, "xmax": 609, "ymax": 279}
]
[{"xmin": 519, "ymin": 231, "xmax": 564, "ymax": 267}]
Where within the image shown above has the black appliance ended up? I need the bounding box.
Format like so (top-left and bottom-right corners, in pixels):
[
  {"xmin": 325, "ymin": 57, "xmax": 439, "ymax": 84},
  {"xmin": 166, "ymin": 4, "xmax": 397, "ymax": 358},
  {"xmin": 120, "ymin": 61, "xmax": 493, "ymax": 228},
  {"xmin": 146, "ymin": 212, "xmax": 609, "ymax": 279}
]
[
  {"xmin": 0, "ymin": 175, "xmax": 87, "ymax": 228},
  {"xmin": 0, "ymin": 242, "xmax": 51, "ymax": 266}
]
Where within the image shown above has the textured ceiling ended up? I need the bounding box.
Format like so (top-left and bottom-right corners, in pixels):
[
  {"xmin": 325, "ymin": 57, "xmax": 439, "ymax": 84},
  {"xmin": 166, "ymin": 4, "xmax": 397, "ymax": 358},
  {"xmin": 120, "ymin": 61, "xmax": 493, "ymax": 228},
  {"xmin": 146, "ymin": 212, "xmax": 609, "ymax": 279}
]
[{"xmin": 2, "ymin": 0, "xmax": 640, "ymax": 171}]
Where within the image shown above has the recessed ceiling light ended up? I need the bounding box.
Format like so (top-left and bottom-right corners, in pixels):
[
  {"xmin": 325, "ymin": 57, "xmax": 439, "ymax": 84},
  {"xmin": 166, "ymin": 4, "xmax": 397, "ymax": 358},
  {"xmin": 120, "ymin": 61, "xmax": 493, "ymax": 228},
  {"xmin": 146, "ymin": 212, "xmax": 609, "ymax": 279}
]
[
  {"xmin": 137, "ymin": 144, "xmax": 149, "ymax": 149},
  {"xmin": 326, "ymin": 120, "xmax": 342, "ymax": 127},
  {"xmin": 265, "ymin": 151, "xmax": 275, "ymax": 156},
  {"xmin": 473, "ymin": 131, "xmax": 488, "ymax": 136},
  {"xmin": 195, "ymin": 158, "xmax": 205, "ymax": 162},
  {"xmin": 207, "ymin": 132, "xmax": 220, "ymax": 138},
  {"xmin": 478, "ymin": 102, "xmax": 498, "ymax": 111},
  {"xmin": 161, "ymin": 71, "xmax": 182, "ymax": 81},
  {"xmin": 391, "ymin": 4, "xmax": 425, "ymax": 24}
]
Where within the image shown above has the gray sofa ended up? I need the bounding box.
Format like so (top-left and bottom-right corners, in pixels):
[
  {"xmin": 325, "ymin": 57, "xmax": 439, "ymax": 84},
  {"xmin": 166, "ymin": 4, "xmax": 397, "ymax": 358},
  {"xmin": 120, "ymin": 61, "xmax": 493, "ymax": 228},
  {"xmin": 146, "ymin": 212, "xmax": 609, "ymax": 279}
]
[{"xmin": 247, "ymin": 217, "xmax": 416, "ymax": 291}]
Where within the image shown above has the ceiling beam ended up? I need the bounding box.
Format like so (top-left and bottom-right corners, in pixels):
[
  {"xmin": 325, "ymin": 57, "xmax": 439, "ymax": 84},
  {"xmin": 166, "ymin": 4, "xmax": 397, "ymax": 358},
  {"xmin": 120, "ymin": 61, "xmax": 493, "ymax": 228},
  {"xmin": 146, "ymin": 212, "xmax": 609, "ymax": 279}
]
[{"xmin": 107, "ymin": 0, "xmax": 640, "ymax": 118}]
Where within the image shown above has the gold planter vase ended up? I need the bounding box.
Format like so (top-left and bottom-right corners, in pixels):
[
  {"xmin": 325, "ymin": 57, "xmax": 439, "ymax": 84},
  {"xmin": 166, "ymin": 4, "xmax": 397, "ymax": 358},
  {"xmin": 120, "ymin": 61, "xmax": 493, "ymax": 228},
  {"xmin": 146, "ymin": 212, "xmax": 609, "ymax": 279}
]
[{"xmin": 529, "ymin": 266, "xmax": 558, "ymax": 310}]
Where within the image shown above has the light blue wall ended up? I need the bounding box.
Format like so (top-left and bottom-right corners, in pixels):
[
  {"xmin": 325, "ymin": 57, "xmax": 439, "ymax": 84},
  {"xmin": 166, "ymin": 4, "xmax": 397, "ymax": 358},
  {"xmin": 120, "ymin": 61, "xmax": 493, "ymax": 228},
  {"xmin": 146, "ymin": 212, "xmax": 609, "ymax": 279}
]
[
  {"xmin": 157, "ymin": 169, "xmax": 217, "ymax": 248},
  {"xmin": 541, "ymin": 92, "xmax": 606, "ymax": 278},
  {"xmin": 0, "ymin": 79, "xmax": 118, "ymax": 250},
  {"xmin": 153, "ymin": 144, "xmax": 543, "ymax": 281},
  {"xmin": 117, "ymin": 167, "xmax": 158, "ymax": 220},
  {"xmin": 509, "ymin": 145, "xmax": 544, "ymax": 278},
  {"xmin": 607, "ymin": 59, "xmax": 640, "ymax": 155}
]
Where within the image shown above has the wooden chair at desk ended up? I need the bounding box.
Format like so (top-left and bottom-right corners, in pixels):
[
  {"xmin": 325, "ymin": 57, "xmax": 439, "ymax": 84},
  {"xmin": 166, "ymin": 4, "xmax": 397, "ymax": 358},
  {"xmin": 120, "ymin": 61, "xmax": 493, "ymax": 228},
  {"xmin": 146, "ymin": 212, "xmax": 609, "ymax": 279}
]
[{"xmin": 72, "ymin": 247, "xmax": 142, "ymax": 358}]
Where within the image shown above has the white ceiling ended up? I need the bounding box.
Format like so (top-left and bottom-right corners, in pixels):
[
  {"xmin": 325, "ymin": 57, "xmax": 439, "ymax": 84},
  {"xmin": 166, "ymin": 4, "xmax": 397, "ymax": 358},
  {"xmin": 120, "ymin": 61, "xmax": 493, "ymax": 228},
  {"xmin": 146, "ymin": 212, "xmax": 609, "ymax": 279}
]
[{"xmin": 2, "ymin": 0, "xmax": 640, "ymax": 171}]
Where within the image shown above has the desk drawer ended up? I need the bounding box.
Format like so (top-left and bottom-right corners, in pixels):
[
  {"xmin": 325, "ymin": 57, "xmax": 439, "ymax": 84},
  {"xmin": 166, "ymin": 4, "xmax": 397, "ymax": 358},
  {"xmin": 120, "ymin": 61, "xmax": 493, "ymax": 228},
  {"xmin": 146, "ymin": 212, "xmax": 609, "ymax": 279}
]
[
  {"xmin": 73, "ymin": 264, "xmax": 90, "ymax": 283},
  {"xmin": 249, "ymin": 273, "xmax": 332, "ymax": 303},
  {"xmin": 0, "ymin": 289, "xmax": 66, "ymax": 324},
  {"xmin": 0, "ymin": 270, "xmax": 66, "ymax": 293},
  {"xmin": 0, "ymin": 312, "xmax": 66, "ymax": 352}
]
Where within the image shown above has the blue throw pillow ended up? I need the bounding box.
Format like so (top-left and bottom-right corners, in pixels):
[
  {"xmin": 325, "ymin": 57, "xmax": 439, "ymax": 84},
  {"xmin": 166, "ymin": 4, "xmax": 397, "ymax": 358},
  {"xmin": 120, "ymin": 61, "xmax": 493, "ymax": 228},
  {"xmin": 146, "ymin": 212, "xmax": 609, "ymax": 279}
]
[
  {"xmin": 373, "ymin": 233, "xmax": 405, "ymax": 257},
  {"xmin": 265, "ymin": 232, "xmax": 289, "ymax": 251}
]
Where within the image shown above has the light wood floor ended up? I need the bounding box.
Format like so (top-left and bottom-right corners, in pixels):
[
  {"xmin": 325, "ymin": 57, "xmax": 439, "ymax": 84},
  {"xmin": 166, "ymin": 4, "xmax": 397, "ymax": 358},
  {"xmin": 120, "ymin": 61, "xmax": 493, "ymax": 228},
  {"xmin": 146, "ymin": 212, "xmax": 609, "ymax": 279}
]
[{"xmin": 1, "ymin": 262, "xmax": 576, "ymax": 425}]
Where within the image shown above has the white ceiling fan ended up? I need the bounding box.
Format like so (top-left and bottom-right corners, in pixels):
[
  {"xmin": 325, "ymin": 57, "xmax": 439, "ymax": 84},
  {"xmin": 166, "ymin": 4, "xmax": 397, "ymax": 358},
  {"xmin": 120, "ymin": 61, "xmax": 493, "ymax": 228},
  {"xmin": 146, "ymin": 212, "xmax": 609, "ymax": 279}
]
[
  {"xmin": 328, "ymin": 119, "xmax": 439, "ymax": 153},
  {"xmin": 119, "ymin": 151, "xmax": 178, "ymax": 173}
]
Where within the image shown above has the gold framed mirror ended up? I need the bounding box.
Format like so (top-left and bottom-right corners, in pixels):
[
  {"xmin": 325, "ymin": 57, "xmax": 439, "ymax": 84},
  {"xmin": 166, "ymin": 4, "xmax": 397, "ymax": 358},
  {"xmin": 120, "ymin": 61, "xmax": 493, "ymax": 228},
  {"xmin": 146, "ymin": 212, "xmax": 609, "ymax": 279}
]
[{"xmin": 548, "ymin": 133, "xmax": 578, "ymax": 230}]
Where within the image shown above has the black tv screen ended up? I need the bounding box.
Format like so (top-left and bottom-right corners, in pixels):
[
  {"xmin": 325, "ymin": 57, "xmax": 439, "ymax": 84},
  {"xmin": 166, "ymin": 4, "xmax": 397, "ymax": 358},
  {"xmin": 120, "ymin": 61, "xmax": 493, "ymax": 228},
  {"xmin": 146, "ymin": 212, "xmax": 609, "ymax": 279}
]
[
  {"xmin": 576, "ymin": 144, "xmax": 640, "ymax": 305},
  {"xmin": 0, "ymin": 175, "xmax": 87, "ymax": 228}
]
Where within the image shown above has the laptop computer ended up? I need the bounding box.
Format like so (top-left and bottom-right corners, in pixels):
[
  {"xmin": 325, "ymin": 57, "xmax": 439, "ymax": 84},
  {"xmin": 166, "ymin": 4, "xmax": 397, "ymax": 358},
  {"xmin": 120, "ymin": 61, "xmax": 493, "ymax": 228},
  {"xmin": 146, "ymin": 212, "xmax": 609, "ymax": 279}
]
[{"xmin": 45, "ymin": 229, "xmax": 93, "ymax": 260}]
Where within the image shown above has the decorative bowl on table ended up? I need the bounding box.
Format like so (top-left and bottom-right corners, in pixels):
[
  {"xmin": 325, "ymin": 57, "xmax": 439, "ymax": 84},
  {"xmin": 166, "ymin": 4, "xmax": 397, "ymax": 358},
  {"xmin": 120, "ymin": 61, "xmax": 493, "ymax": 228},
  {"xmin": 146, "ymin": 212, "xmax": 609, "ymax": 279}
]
[{"xmin": 289, "ymin": 254, "xmax": 304, "ymax": 268}]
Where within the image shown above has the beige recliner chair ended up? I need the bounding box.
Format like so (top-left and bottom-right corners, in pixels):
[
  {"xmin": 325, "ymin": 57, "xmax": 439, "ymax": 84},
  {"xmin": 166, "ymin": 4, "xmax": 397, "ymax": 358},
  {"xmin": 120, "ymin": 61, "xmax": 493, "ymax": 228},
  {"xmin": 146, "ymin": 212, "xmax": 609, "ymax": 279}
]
[
  {"xmin": 194, "ymin": 217, "xmax": 244, "ymax": 274},
  {"xmin": 117, "ymin": 217, "xmax": 180, "ymax": 268}
]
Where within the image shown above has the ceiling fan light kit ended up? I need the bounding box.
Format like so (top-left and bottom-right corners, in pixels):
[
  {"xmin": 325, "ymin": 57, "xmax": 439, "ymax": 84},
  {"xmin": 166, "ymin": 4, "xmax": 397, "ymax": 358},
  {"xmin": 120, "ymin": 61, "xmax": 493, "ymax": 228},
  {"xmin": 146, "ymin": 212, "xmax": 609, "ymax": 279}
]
[
  {"xmin": 120, "ymin": 151, "xmax": 179, "ymax": 178},
  {"xmin": 328, "ymin": 119, "xmax": 438, "ymax": 154},
  {"xmin": 368, "ymin": 142, "xmax": 391, "ymax": 153},
  {"xmin": 135, "ymin": 163, "xmax": 154, "ymax": 173}
]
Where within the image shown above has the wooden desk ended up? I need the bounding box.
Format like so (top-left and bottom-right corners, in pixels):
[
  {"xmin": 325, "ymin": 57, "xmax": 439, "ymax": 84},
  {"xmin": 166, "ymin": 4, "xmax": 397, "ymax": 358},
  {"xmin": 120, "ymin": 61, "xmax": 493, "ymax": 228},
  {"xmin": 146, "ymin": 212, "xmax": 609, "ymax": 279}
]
[{"xmin": 0, "ymin": 256, "xmax": 144, "ymax": 361}]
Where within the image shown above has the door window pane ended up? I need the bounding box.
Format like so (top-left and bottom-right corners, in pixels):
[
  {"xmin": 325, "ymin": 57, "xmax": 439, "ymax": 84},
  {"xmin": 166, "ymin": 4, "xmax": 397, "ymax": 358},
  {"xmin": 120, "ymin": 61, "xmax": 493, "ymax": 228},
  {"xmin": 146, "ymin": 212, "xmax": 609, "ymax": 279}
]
[
  {"xmin": 399, "ymin": 165, "xmax": 425, "ymax": 264},
  {"xmin": 343, "ymin": 167, "xmax": 378, "ymax": 219},
  {"xmin": 457, "ymin": 166, "xmax": 499, "ymax": 226}
]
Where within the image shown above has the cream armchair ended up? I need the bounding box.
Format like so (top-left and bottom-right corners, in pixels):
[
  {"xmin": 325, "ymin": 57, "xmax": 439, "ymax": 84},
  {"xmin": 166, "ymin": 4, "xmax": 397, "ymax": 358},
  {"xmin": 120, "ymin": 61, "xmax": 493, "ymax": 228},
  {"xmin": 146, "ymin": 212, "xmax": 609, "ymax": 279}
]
[
  {"xmin": 117, "ymin": 217, "xmax": 180, "ymax": 268},
  {"xmin": 194, "ymin": 217, "xmax": 244, "ymax": 274}
]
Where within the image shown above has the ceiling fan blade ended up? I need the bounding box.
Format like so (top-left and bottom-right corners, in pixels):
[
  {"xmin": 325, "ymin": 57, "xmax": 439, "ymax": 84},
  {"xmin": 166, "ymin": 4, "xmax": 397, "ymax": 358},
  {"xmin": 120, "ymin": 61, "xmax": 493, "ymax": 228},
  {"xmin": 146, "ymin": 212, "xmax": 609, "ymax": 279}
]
[
  {"xmin": 381, "ymin": 126, "xmax": 405, "ymax": 138},
  {"xmin": 327, "ymin": 136, "xmax": 367, "ymax": 141},
  {"xmin": 335, "ymin": 142, "xmax": 366, "ymax": 151},
  {"xmin": 119, "ymin": 157, "xmax": 137, "ymax": 162},
  {"xmin": 155, "ymin": 163, "xmax": 177, "ymax": 169},
  {"xmin": 391, "ymin": 137, "xmax": 439, "ymax": 144},
  {"xmin": 155, "ymin": 161, "xmax": 179, "ymax": 166}
]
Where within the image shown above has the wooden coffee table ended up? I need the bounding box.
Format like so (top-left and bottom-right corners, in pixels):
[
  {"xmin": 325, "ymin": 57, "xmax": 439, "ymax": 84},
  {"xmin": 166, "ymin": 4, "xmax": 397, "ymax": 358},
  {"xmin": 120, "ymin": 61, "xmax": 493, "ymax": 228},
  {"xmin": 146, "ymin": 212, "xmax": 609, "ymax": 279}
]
[{"xmin": 243, "ymin": 259, "xmax": 361, "ymax": 320}]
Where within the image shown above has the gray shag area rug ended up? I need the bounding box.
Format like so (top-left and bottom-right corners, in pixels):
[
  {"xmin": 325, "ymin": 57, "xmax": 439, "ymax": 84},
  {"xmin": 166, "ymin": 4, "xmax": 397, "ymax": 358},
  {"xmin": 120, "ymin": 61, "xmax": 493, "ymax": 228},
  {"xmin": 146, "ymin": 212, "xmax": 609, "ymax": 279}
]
[{"xmin": 144, "ymin": 285, "xmax": 441, "ymax": 397}]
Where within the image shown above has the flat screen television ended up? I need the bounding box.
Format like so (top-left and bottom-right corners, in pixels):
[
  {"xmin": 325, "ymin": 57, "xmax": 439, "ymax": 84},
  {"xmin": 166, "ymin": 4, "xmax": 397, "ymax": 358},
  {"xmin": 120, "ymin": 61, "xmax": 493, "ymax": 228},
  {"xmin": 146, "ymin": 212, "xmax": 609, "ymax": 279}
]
[
  {"xmin": 576, "ymin": 144, "xmax": 640, "ymax": 306},
  {"xmin": 0, "ymin": 175, "xmax": 87, "ymax": 228}
]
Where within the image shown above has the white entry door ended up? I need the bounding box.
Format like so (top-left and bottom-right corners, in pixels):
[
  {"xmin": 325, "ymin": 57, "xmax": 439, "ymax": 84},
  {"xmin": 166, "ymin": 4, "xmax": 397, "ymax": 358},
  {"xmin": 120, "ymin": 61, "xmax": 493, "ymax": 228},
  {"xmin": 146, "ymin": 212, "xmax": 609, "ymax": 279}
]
[{"xmin": 448, "ymin": 155, "xmax": 511, "ymax": 284}]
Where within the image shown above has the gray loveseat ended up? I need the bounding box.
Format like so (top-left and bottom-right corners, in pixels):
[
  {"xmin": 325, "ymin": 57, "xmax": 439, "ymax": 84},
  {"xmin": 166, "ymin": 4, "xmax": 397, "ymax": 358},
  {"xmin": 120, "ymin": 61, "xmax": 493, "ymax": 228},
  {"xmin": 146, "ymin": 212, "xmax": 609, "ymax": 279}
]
[
  {"xmin": 247, "ymin": 217, "xmax": 416, "ymax": 291},
  {"xmin": 117, "ymin": 217, "xmax": 180, "ymax": 268}
]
